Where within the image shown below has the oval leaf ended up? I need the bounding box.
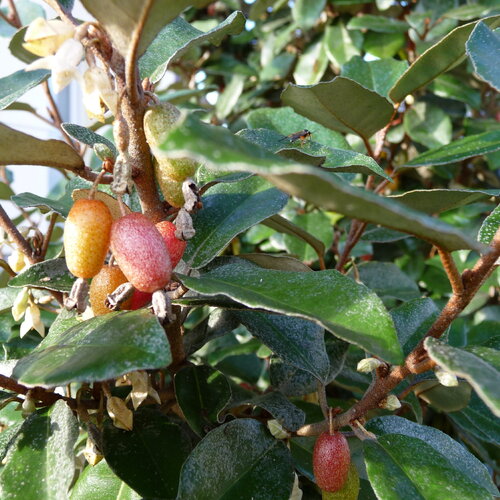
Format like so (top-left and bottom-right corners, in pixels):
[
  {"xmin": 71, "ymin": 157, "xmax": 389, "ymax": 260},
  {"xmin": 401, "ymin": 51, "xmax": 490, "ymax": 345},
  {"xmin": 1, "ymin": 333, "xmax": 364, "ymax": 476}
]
[{"xmin": 0, "ymin": 69, "xmax": 49, "ymax": 111}]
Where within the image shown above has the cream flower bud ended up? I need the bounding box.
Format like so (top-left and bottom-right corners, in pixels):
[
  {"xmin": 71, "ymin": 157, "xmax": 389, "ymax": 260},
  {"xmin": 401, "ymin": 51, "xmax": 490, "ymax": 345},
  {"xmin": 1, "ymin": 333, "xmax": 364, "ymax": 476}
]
[
  {"xmin": 267, "ymin": 419, "xmax": 290, "ymax": 440},
  {"xmin": 435, "ymin": 366, "xmax": 459, "ymax": 387},
  {"xmin": 12, "ymin": 288, "xmax": 29, "ymax": 321},
  {"xmin": 380, "ymin": 394, "xmax": 401, "ymax": 411},
  {"xmin": 83, "ymin": 67, "xmax": 118, "ymax": 122},
  {"xmin": 7, "ymin": 250, "xmax": 26, "ymax": 273},
  {"xmin": 20, "ymin": 302, "xmax": 45, "ymax": 338},
  {"xmin": 357, "ymin": 357, "xmax": 384, "ymax": 373},
  {"xmin": 23, "ymin": 18, "xmax": 74, "ymax": 57}
]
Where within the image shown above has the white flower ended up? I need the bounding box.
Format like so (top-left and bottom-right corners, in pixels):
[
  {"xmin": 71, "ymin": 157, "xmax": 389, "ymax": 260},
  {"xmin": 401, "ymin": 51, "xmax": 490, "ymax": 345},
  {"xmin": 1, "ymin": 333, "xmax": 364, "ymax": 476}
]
[
  {"xmin": 20, "ymin": 302, "xmax": 45, "ymax": 338},
  {"xmin": 26, "ymin": 38, "xmax": 84, "ymax": 93},
  {"xmin": 83, "ymin": 67, "xmax": 118, "ymax": 122},
  {"xmin": 23, "ymin": 17, "xmax": 75, "ymax": 57},
  {"xmin": 12, "ymin": 288, "xmax": 29, "ymax": 322},
  {"xmin": 7, "ymin": 250, "xmax": 27, "ymax": 273}
]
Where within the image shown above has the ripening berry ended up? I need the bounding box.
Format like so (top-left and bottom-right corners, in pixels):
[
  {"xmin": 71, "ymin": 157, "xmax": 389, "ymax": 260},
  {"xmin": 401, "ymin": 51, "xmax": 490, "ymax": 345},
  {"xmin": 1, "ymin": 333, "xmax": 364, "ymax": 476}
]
[
  {"xmin": 322, "ymin": 464, "xmax": 359, "ymax": 500},
  {"xmin": 129, "ymin": 289, "xmax": 152, "ymax": 310},
  {"xmin": 64, "ymin": 199, "xmax": 113, "ymax": 278},
  {"xmin": 143, "ymin": 102, "xmax": 181, "ymax": 147},
  {"xmin": 154, "ymin": 164, "xmax": 185, "ymax": 207},
  {"xmin": 313, "ymin": 432, "xmax": 350, "ymax": 492},
  {"xmin": 156, "ymin": 157, "xmax": 198, "ymax": 182},
  {"xmin": 110, "ymin": 213, "xmax": 171, "ymax": 293},
  {"xmin": 155, "ymin": 221, "xmax": 187, "ymax": 269},
  {"xmin": 89, "ymin": 265, "xmax": 131, "ymax": 315}
]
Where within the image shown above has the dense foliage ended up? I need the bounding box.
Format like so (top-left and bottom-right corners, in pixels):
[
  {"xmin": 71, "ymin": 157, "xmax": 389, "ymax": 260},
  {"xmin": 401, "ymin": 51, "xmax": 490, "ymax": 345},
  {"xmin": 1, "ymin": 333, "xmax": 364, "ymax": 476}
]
[{"xmin": 0, "ymin": 0, "xmax": 499, "ymax": 498}]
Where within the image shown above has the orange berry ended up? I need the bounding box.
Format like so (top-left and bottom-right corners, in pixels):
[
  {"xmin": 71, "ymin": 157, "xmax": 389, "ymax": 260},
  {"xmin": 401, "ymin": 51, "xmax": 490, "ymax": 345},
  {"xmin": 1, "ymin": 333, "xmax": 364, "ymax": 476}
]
[
  {"xmin": 155, "ymin": 221, "xmax": 187, "ymax": 269},
  {"xmin": 313, "ymin": 432, "xmax": 350, "ymax": 492},
  {"xmin": 64, "ymin": 199, "xmax": 113, "ymax": 278},
  {"xmin": 89, "ymin": 265, "xmax": 131, "ymax": 315}
]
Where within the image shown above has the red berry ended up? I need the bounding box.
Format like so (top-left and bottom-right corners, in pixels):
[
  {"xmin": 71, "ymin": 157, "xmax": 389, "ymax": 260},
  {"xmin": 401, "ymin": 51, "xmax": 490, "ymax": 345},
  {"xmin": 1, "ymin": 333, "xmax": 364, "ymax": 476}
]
[
  {"xmin": 129, "ymin": 289, "xmax": 152, "ymax": 310},
  {"xmin": 155, "ymin": 221, "xmax": 187, "ymax": 269},
  {"xmin": 313, "ymin": 432, "xmax": 350, "ymax": 492},
  {"xmin": 110, "ymin": 213, "xmax": 171, "ymax": 293}
]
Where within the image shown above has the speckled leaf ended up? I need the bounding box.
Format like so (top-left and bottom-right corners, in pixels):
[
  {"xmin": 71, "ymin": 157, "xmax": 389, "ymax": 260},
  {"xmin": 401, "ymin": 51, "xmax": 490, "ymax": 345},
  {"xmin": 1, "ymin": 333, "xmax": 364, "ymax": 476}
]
[
  {"xmin": 391, "ymin": 298, "xmax": 439, "ymax": 355},
  {"xmin": 405, "ymin": 130, "xmax": 500, "ymax": 167},
  {"xmin": 466, "ymin": 22, "xmax": 500, "ymax": 91},
  {"xmin": 140, "ymin": 12, "xmax": 245, "ymax": 83},
  {"xmin": 0, "ymin": 401, "xmax": 78, "ymax": 500},
  {"xmin": 174, "ymin": 365, "xmax": 231, "ymax": 436},
  {"xmin": 389, "ymin": 16, "xmax": 500, "ymax": 102},
  {"xmin": 425, "ymin": 338, "xmax": 500, "ymax": 417},
  {"xmin": 178, "ymin": 262, "xmax": 403, "ymax": 363},
  {"xmin": 290, "ymin": 436, "xmax": 316, "ymax": 481},
  {"xmin": 61, "ymin": 123, "xmax": 116, "ymax": 157},
  {"xmin": 157, "ymin": 114, "xmax": 481, "ymax": 252},
  {"xmin": 366, "ymin": 415, "xmax": 498, "ymax": 496},
  {"xmin": 364, "ymin": 434, "xmax": 493, "ymax": 499},
  {"xmin": 233, "ymin": 310, "xmax": 330, "ymax": 382},
  {"xmin": 347, "ymin": 14, "xmax": 409, "ymax": 33},
  {"xmin": 184, "ymin": 176, "xmax": 288, "ymax": 269},
  {"xmin": 12, "ymin": 310, "xmax": 171, "ymax": 387},
  {"xmin": 11, "ymin": 192, "xmax": 71, "ymax": 217},
  {"xmin": 0, "ymin": 123, "xmax": 84, "ymax": 170},
  {"xmin": 102, "ymin": 408, "xmax": 191, "ymax": 500},
  {"xmin": 478, "ymin": 204, "xmax": 500, "ymax": 244},
  {"xmin": 8, "ymin": 258, "xmax": 75, "ymax": 293},
  {"xmin": 177, "ymin": 419, "xmax": 294, "ymax": 500},
  {"xmin": 281, "ymin": 77, "xmax": 394, "ymax": 139},
  {"xmin": 0, "ymin": 289, "xmax": 19, "ymax": 313},
  {"xmin": 0, "ymin": 69, "xmax": 49, "ymax": 110},
  {"xmin": 70, "ymin": 460, "xmax": 141, "ymax": 500}
]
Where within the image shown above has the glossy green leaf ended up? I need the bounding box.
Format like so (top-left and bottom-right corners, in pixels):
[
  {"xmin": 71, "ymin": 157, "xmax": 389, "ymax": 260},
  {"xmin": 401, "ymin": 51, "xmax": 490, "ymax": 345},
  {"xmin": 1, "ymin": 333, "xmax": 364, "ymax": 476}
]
[
  {"xmin": 0, "ymin": 401, "xmax": 78, "ymax": 500},
  {"xmin": 404, "ymin": 130, "xmax": 500, "ymax": 167},
  {"xmin": 391, "ymin": 298, "xmax": 439, "ymax": 355},
  {"xmin": 0, "ymin": 123, "xmax": 84, "ymax": 170},
  {"xmin": 348, "ymin": 14, "xmax": 408, "ymax": 33},
  {"xmin": 158, "ymin": 114, "xmax": 482, "ymax": 252},
  {"xmin": 174, "ymin": 365, "xmax": 231, "ymax": 436},
  {"xmin": 414, "ymin": 380, "xmax": 472, "ymax": 413},
  {"xmin": 70, "ymin": 460, "xmax": 141, "ymax": 500},
  {"xmin": 0, "ymin": 70, "xmax": 49, "ymax": 110},
  {"xmin": 366, "ymin": 415, "xmax": 498, "ymax": 496},
  {"xmin": 466, "ymin": 22, "xmax": 500, "ymax": 91},
  {"xmin": 445, "ymin": 4, "xmax": 495, "ymax": 21},
  {"xmin": 216, "ymin": 74, "xmax": 245, "ymax": 120},
  {"xmin": 260, "ymin": 53, "xmax": 296, "ymax": 82},
  {"xmin": 11, "ymin": 192, "xmax": 71, "ymax": 217},
  {"xmin": 61, "ymin": 123, "xmax": 117, "ymax": 157},
  {"xmin": 178, "ymin": 261, "xmax": 403, "ymax": 363},
  {"xmin": 233, "ymin": 310, "xmax": 330, "ymax": 382},
  {"xmin": 478, "ymin": 204, "xmax": 500, "ymax": 244},
  {"xmin": 324, "ymin": 22, "xmax": 363, "ymax": 68},
  {"xmin": 80, "ymin": 0, "xmax": 212, "ymax": 57},
  {"xmin": 184, "ymin": 176, "xmax": 288, "ymax": 269},
  {"xmin": 292, "ymin": 0, "xmax": 326, "ymax": 29},
  {"xmin": 8, "ymin": 258, "xmax": 74, "ymax": 292},
  {"xmin": 364, "ymin": 434, "xmax": 493, "ymax": 499},
  {"xmin": 140, "ymin": 11, "xmax": 245, "ymax": 82},
  {"xmin": 13, "ymin": 310, "xmax": 171, "ymax": 387},
  {"xmin": 341, "ymin": 56, "xmax": 408, "ymax": 99},
  {"xmin": 430, "ymin": 74, "xmax": 481, "ymax": 108},
  {"xmin": 178, "ymin": 419, "xmax": 294, "ymax": 500},
  {"xmin": 404, "ymin": 102, "xmax": 452, "ymax": 149},
  {"xmin": 102, "ymin": 408, "xmax": 191, "ymax": 500},
  {"xmin": 246, "ymin": 106, "xmax": 350, "ymax": 150},
  {"xmin": 240, "ymin": 253, "xmax": 312, "ymax": 273},
  {"xmin": 293, "ymin": 35, "xmax": 329, "ymax": 85},
  {"xmin": 281, "ymin": 77, "xmax": 394, "ymax": 139},
  {"xmin": 389, "ymin": 16, "xmax": 500, "ymax": 102},
  {"xmin": 364, "ymin": 31, "xmax": 405, "ymax": 59},
  {"xmin": 425, "ymin": 338, "xmax": 500, "ymax": 417}
]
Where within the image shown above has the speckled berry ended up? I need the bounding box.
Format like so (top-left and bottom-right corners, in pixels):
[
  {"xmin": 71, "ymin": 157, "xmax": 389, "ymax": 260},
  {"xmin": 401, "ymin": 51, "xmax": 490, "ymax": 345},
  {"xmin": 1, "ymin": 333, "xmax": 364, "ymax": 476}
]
[
  {"xmin": 154, "ymin": 163, "xmax": 185, "ymax": 208},
  {"xmin": 64, "ymin": 199, "xmax": 113, "ymax": 278},
  {"xmin": 155, "ymin": 220, "xmax": 187, "ymax": 269},
  {"xmin": 156, "ymin": 157, "xmax": 198, "ymax": 182},
  {"xmin": 143, "ymin": 102, "xmax": 181, "ymax": 147},
  {"xmin": 110, "ymin": 213, "xmax": 171, "ymax": 293},
  {"xmin": 129, "ymin": 289, "xmax": 152, "ymax": 310},
  {"xmin": 89, "ymin": 265, "xmax": 131, "ymax": 315},
  {"xmin": 313, "ymin": 432, "xmax": 350, "ymax": 492},
  {"xmin": 322, "ymin": 463, "xmax": 359, "ymax": 500}
]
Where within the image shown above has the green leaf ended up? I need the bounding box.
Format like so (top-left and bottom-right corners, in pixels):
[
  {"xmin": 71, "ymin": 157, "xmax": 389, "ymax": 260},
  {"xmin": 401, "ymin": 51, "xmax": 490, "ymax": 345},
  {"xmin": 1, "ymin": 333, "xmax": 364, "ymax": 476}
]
[
  {"xmin": 0, "ymin": 123, "xmax": 84, "ymax": 170},
  {"xmin": 70, "ymin": 460, "xmax": 141, "ymax": 500},
  {"xmin": 240, "ymin": 253, "xmax": 313, "ymax": 273},
  {"xmin": 177, "ymin": 419, "xmax": 294, "ymax": 500},
  {"xmin": 293, "ymin": 35, "xmax": 329, "ymax": 85},
  {"xmin": 215, "ymin": 74, "xmax": 246, "ymax": 120},
  {"xmin": 184, "ymin": 176, "xmax": 288, "ymax": 269},
  {"xmin": 174, "ymin": 365, "xmax": 231, "ymax": 436},
  {"xmin": 11, "ymin": 192, "xmax": 71, "ymax": 217},
  {"xmin": 414, "ymin": 380, "xmax": 472, "ymax": 413},
  {"xmin": 324, "ymin": 22, "xmax": 363, "ymax": 68},
  {"xmin": 246, "ymin": 106, "xmax": 349, "ymax": 150},
  {"xmin": 430, "ymin": 74, "xmax": 481, "ymax": 108},
  {"xmin": 102, "ymin": 408, "xmax": 191, "ymax": 500},
  {"xmin": 363, "ymin": 32, "xmax": 405, "ymax": 59},
  {"xmin": 356, "ymin": 262, "xmax": 420, "ymax": 301},
  {"xmin": 389, "ymin": 16, "xmax": 500, "ymax": 102},
  {"xmin": 292, "ymin": 0, "xmax": 326, "ymax": 29},
  {"xmin": 0, "ymin": 70, "xmax": 49, "ymax": 111},
  {"xmin": 445, "ymin": 4, "xmax": 496, "ymax": 21},
  {"xmin": 178, "ymin": 262, "xmax": 403, "ymax": 363},
  {"xmin": 0, "ymin": 288, "xmax": 20, "ymax": 313},
  {"xmin": 8, "ymin": 258, "xmax": 74, "ymax": 292},
  {"xmin": 290, "ymin": 436, "xmax": 316, "ymax": 481},
  {"xmin": 139, "ymin": 11, "xmax": 245, "ymax": 83},
  {"xmin": 0, "ymin": 401, "xmax": 78, "ymax": 500},
  {"xmin": 347, "ymin": 14, "xmax": 409, "ymax": 33},
  {"xmin": 158, "ymin": 114, "xmax": 483, "ymax": 252},
  {"xmin": 404, "ymin": 130, "xmax": 500, "ymax": 167},
  {"xmin": 466, "ymin": 22, "xmax": 500, "ymax": 91},
  {"xmin": 12, "ymin": 310, "xmax": 171, "ymax": 387},
  {"xmin": 391, "ymin": 298, "xmax": 439, "ymax": 355},
  {"xmin": 366, "ymin": 415, "xmax": 498, "ymax": 496},
  {"xmin": 8, "ymin": 27, "xmax": 39, "ymax": 64},
  {"xmin": 403, "ymin": 102, "xmax": 452, "ymax": 149},
  {"xmin": 364, "ymin": 434, "xmax": 493, "ymax": 499},
  {"xmin": 281, "ymin": 77, "xmax": 394, "ymax": 139},
  {"xmin": 478, "ymin": 204, "xmax": 500, "ymax": 244},
  {"xmin": 80, "ymin": 0, "xmax": 212, "ymax": 57},
  {"xmin": 233, "ymin": 310, "xmax": 330, "ymax": 382},
  {"xmin": 61, "ymin": 123, "xmax": 117, "ymax": 157},
  {"xmin": 341, "ymin": 56, "xmax": 408, "ymax": 99},
  {"xmin": 425, "ymin": 337, "xmax": 500, "ymax": 417}
]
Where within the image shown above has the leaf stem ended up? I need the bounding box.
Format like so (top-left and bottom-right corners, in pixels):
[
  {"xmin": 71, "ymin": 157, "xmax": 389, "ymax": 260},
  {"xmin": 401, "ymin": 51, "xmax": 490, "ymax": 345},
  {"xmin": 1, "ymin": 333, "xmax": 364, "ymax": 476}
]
[{"xmin": 0, "ymin": 205, "xmax": 37, "ymax": 264}]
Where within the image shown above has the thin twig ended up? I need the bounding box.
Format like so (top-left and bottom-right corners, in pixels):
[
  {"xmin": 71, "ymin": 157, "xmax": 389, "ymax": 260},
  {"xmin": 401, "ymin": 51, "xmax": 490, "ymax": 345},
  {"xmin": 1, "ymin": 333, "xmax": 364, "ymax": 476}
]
[
  {"xmin": 317, "ymin": 382, "xmax": 329, "ymax": 419},
  {"xmin": 0, "ymin": 259, "xmax": 16, "ymax": 277},
  {"xmin": 0, "ymin": 205, "xmax": 36, "ymax": 264},
  {"xmin": 374, "ymin": 105, "xmax": 399, "ymax": 161},
  {"xmin": 6, "ymin": 0, "xmax": 21, "ymax": 28},
  {"xmin": 40, "ymin": 212, "xmax": 58, "ymax": 260},
  {"xmin": 437, "ymin": 247, "xmax": 464, "ymax": 296}
]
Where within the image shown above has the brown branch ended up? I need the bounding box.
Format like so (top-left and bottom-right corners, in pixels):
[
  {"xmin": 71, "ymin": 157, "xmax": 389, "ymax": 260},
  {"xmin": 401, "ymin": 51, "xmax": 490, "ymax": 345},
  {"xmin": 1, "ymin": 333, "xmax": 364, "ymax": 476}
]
[
  {"xmin": 0, "ymin": 259, "xmax": 16, "ymax": 277},
  {"xmin": 297, "ymin": 229, "xmax": 500, "ymax": 436},
  {"xmin": 0, "ymin": 205, "xmax": 37, "ymax": 264},
  {"xmin": 165, "ymin": 305, "xmax": 186, "ymax": 372},
  {"xmin": 437, "ymin": 247, "xmax": 464, "ymax": 296},
  {"xmin": 6, "ymin": 0, "xmax": 21, "ymax": 28},
  {"xmin": 40, "ymin": 212, "xmax": 58, "ymax": 260},
  {"xmin": 335, "ymin": 221, "xmax": 368, "ymax": 272},
  {"xmin": 43, "ymin": 82, "xmax": 77, "ymax": 149},
  {"xmin": 374, "ymin": 105, "xmax": 399, "ymax": 161}
]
